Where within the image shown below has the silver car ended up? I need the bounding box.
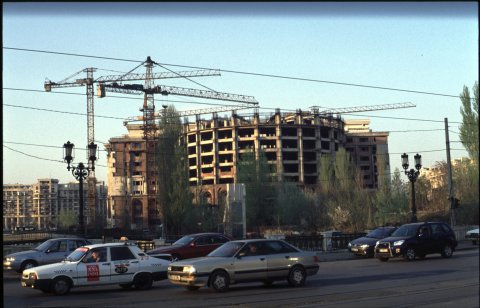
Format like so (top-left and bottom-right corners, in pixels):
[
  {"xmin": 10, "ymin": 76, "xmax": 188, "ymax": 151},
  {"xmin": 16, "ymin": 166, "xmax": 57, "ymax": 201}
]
[
  {"xmin": 167, "ymin": 239, "xmax": 319, "ymax": 292},
  {"xmin": 4, "ymin": 237, "xmax": 91, "ymax": 273}
]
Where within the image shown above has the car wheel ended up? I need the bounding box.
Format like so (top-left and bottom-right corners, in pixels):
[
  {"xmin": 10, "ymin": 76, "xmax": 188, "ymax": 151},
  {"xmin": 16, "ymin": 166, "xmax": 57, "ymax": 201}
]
[
  {"xmin": 287, "ymin": 266, "xmax": 306, "ymax": 287},
  {"xmin": 441, "ymin": 244, "xmax": 453, "ymax": 258},
  {"xmin": 119, "ymin": 283, "xmax": 133, "ymax": 289},
  {"xmin": 210, "ymin": 270, "xmax": 230, "ymax": 292},
  {"xmin": 20, "ymin": 260, "xmax": 38, "ymax": 273},
  {"xmin": 404, "ymin": 247, "xmax": 416, "ymax": 261},
  {"xmin": 186, "ymin": 286, "xmax": 200, "ymax": 291},
  {"xmin": 378, "ymin": 257, "xmax": 389, "ymax": 262},
  {"xmin": 134, "ymin": 273, "xmax": 153, "ymax": 290},
  {"xmin": 51, "ymin": 277, "xmax": 71, "ymax": 295}
]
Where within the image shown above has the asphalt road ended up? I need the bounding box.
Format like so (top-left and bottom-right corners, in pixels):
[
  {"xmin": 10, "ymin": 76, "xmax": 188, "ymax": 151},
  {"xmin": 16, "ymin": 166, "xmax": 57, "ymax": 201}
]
[{"xmin": 3, "ymin": 243, "xmax": 478, "ymax": 308}]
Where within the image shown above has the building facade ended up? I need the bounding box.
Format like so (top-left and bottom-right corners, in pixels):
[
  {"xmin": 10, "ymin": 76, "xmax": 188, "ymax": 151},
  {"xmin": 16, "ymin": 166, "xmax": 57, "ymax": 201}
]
[
  {"xmin": 3, "ymin": 179, "xmax": 107, "ymax": 231},
  {"xmin": 105, "ymin": 109, "xmax": 390, "ymax": 230}
]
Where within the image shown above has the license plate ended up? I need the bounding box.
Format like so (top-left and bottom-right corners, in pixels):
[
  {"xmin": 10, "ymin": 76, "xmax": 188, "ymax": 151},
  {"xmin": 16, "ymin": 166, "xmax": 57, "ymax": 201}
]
[
  {"xmin": 170, "ymin": 274, "xmax": 181, "ymax": 281},
  {"xmin": 379, "ymin": 248, "xmax": 388, "ymax": 253}
]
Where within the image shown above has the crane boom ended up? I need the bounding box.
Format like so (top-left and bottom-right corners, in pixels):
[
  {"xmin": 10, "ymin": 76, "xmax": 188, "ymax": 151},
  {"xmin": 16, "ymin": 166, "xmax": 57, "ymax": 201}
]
[
  {"xmin": 99, "ymin": 83, "xmax": 258, "ymax": 105},
  {"xmin": 310, "ymin": 102, "xmax": 415, "ymax": 115},
  {"xmin": 95, "ymin": 69, "xmax": 221, "ymax": 83}
]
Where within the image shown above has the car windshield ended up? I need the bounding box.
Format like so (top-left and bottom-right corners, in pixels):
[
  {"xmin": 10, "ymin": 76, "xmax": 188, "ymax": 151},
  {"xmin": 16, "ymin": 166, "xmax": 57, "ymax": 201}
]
[
  {"xmin": 366, "ymin": 228, "xmax": 392, "ymax": 238},
  {"xmin": 208, "ymin": 242, "xmax": 245, "ymax": 257},
  {"xmin": 391, "ymin": 225, "xmax": 418, "ymax": 237},
  {"xmin": 173, "ymin": 236, "xmax": 195, "ymax": 246},
  {"xmin": 65, "ymin": 247, "xmax": 89, "ymax": 262}
]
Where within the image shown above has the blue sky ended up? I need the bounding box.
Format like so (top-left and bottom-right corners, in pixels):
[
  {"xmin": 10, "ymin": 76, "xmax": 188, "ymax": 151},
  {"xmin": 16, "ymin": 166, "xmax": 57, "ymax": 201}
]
[{"xmin": 3, "ymin": 2, "xmax": 478, "ymax": 184}]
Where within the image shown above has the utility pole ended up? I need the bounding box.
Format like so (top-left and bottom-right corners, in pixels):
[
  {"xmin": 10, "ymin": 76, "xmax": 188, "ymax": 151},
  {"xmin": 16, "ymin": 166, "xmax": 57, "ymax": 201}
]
[{"xmin": 445, "ymin": 118, "xmax": 455, "ymax": 227}]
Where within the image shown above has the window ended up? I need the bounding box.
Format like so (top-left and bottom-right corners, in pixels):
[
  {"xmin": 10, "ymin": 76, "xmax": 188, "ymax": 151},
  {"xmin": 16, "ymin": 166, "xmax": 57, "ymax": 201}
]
[{"xmin": 110, "ymin": 246, "xmax": 135, "ymax": 261}]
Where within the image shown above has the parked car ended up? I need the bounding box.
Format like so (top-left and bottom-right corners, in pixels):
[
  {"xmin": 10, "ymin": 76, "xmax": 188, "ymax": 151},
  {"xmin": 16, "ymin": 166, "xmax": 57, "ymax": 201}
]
[
  {"xmin": 374, "ymin": 222, "xmax": 457, "ymax": 262},
  {"xmin": 4, "ymin": 237, "xmax": 92, "ymax": 273},
  {"xmin": 167, "ymin": 239, "xmax": 319, "ymax": 292},
  {"xmin": 21, "ymin": 241, "xmax": 171, "ymax": 295},
  {"xmin": 348, "ymin": 226, "xmax": 397, "ymax": 257},
  {"xmin": 147, "ymin": 232, "xmax": 231, "ymax": 261},
  {"xmin": 466, "ymin": 228, "xmax": 479, "ymax": 245}
]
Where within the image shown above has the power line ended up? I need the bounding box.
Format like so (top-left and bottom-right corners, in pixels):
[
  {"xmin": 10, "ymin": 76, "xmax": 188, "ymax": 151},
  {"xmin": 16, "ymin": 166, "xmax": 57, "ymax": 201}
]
[{"xmin": 4, "ymin": 46, "xmax": 473, "ymax": 100}]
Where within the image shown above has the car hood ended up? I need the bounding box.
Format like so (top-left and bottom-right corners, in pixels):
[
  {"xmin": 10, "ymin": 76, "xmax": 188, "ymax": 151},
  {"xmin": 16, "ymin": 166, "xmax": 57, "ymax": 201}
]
[
  {"xmin": 170, "ymin": 256, "xmax": 226, "ymax": 266},
  {"xmin": 6, "ymin": 249, "xmax": 40, "ymax": 259},
  {"xmin": 23, "ymin": 260, "xmax": 74, "ymax": 274},
  {"xmin": 378, "ymin": 236, "xmax": 410, "ymax": 243},
  {"xmin": 148, "ymin": 245, "xmax": 182, "ymax": 254},
  {"xmin": 350, "ymin": 237, "xmax": 379, "ymax": 245}
]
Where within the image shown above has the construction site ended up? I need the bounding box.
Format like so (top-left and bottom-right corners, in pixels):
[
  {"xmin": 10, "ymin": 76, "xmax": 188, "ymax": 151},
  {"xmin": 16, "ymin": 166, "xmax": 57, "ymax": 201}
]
[{"xmin": 42, "ymin": 56, "xmax": 415, "ymax": 233}]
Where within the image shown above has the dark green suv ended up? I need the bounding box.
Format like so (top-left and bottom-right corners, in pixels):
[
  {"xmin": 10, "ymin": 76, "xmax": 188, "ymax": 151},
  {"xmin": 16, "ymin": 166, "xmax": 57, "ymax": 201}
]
[{"xmin": 374, "ymin": 222, "xmax": 457, "ymax": 262}]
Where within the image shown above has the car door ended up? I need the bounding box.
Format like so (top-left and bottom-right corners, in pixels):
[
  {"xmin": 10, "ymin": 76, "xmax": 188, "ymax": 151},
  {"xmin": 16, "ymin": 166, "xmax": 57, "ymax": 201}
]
[
  {"xmin": 232, "ymin": 242, "xmax": 267, "ymax": 282},
  {"xmin": 42, "ymin": 239, "xmax": 70, "ymax": 265},
  {"xmin": 416, "ymin": 225, "xmax": 435, "ymax": 254},
  {"xmin": 264, "ymin": 241, "xmax": 298, "ymax": 280},
  {"xmin": 76, "ymin": 247, "xmax": 111, "ymax": 286},
  {"xmin": 430, "ymin": 223, "xmax": 448, "ymax": 252},
  {"xmin": 109, "ymin": 246, "xmax": 139, "ymax": 284}
]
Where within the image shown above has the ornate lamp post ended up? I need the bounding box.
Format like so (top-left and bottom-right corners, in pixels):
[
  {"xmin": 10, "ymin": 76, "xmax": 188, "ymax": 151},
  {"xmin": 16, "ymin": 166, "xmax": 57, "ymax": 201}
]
[
  {"xmin": 63, "ymin": 141, "xmax": 97, "ymax": 235},
  {"xmin": 401, "ymin": 153, "xmax": 422, "ymax": 223}
]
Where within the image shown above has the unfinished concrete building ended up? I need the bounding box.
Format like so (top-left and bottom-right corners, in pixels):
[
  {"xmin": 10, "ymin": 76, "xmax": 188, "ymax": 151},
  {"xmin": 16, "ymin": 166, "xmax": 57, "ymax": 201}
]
[{"xmin": 105, "ymin": 109, "xmax": 390, "ymax": 230}]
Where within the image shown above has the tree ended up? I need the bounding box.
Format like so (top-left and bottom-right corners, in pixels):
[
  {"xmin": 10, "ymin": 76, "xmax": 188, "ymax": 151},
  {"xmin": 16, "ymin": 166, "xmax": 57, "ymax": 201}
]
[
  {"xmin": 236, "ymin": 150, "xmax": 276, "ymax": 232},
  {"xmin": 459, "ymin": 82, "xmax": 479, "ymax": 161},
  {"xmin": 57, "ymin": 209, "xmax": 77, "ymax": 231},
  {"xmin": 156, "ymin": 105, "xmax": 192, "ymax": 235},
  {"xmin": 320, "ymin": 148, "xmax": 371, "ymax": 232}
]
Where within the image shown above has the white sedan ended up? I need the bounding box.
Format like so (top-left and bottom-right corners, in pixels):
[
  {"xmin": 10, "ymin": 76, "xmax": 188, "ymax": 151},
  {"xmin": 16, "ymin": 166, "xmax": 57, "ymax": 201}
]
[{"xmin": 21, "ymin": 241, "xmax": 170, "ymax": 295}]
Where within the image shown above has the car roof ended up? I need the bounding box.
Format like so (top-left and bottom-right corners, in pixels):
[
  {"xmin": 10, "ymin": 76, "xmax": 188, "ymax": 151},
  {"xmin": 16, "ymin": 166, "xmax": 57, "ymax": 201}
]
[
  {"xmin": 83, "ymin": 242, "xmax": 138, "ymax": 249},
  {"xmin": 46, "ymin": 237, "xmax": 89, "ymax": 241},
  {"xmin": 184, "ymin": 232, "xmax": 228, "ymax": 237},
  {"xmin": 229, "ymin": 239, "xmax": 283, "ymax": 244}
]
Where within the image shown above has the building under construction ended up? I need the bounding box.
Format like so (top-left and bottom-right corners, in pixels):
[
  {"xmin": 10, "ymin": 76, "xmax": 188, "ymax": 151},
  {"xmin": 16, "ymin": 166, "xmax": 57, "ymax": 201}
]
[{"xmin": 105, "ymin": 109, "xmax": 390, "ymax": 230}]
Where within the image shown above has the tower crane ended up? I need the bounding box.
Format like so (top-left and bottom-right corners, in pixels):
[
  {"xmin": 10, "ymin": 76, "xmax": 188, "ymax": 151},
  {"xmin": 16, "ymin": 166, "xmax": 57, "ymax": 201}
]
[
  {"xmin": 96, "ymin": 56, "xmax": 258, "ymax": 230},
  {"xmin": 44, "ymin": 62, "xmax": 222, "ymax": 230},
  {"xmin": 44, "ymin": 68, "xmax": 98, "ymax": 228}
]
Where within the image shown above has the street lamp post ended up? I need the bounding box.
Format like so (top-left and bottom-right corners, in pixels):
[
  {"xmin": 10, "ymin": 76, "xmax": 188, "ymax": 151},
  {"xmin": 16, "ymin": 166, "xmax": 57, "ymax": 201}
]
[
  {"xmin": 63, "ymin": 141, "xmax": 97, "ymax": 236},
  {"xmin": 401, "ymin": 153, "xmax": 422, "ymax": 223}
]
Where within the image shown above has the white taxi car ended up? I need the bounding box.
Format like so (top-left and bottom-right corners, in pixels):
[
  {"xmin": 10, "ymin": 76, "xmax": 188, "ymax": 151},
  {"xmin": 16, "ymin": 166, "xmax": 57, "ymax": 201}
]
[{"xmin": 21, "ymin": 241, "xmax": 170, "ymax": 295}]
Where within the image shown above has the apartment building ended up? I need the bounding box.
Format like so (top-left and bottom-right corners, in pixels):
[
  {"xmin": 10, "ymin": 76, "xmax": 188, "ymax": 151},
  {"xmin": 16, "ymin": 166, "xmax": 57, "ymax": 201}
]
[
  {"xmin": 344, "ymin": 119, "xmax": 391, "ymax": 189},
  {"xmin": 3, "ymin": 179, "xmax": 107, "ymax": 231}
]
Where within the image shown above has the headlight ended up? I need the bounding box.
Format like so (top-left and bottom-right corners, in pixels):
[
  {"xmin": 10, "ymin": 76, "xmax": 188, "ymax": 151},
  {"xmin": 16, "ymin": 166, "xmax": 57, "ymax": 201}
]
[
  {"xmin": 360, "ymin": 244, "xmax": 370, "ymax": 249},
  {"xmin": 182, "ymin": 266, "xmax": 196, "ymax": 275},
  {"xmin": 393, "ymin": 240, "xmax": 405, "ymax": 246},
  {"xmin": 28, "ymin": 272, "xmax": 38, "ymax": 280},
  {"xmin": 167, "ymin": 266, "xmax": 172, "ymax": 271},
  {"xmin": 6, "ymin": 257, "xmax": 15, "ymax": 262}
]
